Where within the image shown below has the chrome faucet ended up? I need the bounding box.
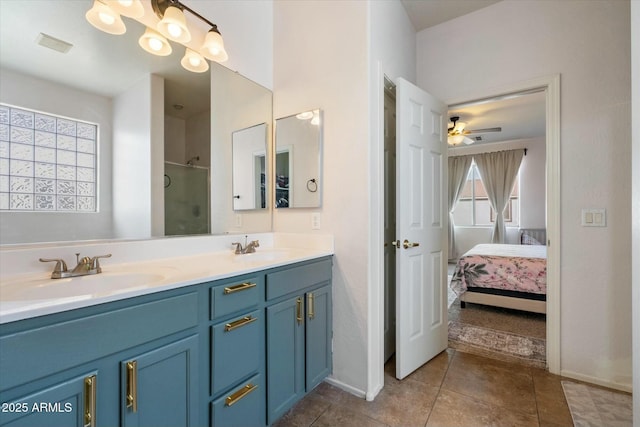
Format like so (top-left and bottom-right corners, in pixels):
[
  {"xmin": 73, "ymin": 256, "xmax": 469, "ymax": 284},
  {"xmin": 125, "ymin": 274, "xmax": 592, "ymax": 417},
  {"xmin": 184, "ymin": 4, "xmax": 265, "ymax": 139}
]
[
  {"xmin": 40, "ymin": 253, "xmax": 112, "ymax": 279},
  {"xmin": 231, "ymin": 236, "xmax": 260, "ymax": 254}
]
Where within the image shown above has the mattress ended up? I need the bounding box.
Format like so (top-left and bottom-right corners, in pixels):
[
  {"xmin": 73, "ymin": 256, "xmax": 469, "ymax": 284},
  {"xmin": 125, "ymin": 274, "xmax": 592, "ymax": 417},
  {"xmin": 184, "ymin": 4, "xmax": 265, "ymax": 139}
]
[{"xmin": 450, "ymin": 244, "xmax": 547, "ymax": 296}]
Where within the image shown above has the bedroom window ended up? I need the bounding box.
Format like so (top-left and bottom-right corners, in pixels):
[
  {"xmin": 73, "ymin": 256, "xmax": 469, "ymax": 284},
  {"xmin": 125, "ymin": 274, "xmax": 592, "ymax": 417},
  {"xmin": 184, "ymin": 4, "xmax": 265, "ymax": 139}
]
[
  {"xmin": 452, "ymin": 161, "xmax": 519, "ymax": 227},
  {"xmin": 0, "ymin": 104, "xmax": 97, "ymax": 212}
]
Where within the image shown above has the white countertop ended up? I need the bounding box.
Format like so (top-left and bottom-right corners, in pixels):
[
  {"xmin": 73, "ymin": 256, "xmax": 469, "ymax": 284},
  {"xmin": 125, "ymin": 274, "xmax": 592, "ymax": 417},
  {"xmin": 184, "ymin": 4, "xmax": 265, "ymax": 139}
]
[{"xmin": 0, "ymin": 234, "xmax": 334, "ymax": 324}]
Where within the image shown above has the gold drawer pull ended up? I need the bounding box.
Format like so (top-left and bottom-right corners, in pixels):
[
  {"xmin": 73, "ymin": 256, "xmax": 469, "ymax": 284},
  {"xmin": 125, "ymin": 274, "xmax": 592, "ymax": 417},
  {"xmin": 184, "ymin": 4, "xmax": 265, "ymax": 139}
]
[
  {"xmin": 225, "ymin": 315, "xmax": 257, "ymax": 332},
  {"xmin": 126, "ymin": 361, "xmax": 138, "ymax": 412},
  {"xmin": 225, "ymin": 383, "xmax": 258, "ymax": 407},
  {"xmin": 307, "ymin": 293, "xmax": 315, "ymax": 319},
  {"xmin": 296, "ymin": 297, "xmax": 303, "ymax": 325},
  {"xmin": 84, "ymin": 375, "xmax": 96, "ymax": 427},
  {"xmin": 224, "ymin": 282, "xmax": 257, "ymax": 294}
]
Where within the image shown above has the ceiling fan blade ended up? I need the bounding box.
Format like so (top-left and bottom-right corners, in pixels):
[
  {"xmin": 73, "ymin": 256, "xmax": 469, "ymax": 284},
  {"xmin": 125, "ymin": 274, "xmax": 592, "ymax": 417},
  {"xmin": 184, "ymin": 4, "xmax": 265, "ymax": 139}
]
[{"xmin": 464, "ymin": 127, "xmax": 502, "ymax": 134}]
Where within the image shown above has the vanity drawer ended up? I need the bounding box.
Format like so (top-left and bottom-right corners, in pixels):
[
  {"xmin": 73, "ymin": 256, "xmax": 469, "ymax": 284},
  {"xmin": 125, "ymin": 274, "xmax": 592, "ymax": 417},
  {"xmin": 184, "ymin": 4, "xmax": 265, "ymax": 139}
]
[
  {"xmin": 211, "ymin": 309, "xmax": 262, "ymax": 395},
  {"xmin": 210, "ymin": 275, "xmax": 263, "ymax": 320},
  {"xmin": 211, "ymin": 373, "xmax": 264, "ymax": 427},
  {"xmin": 266, "ymin": 259, "xmax": 332, "ymax": 300}
]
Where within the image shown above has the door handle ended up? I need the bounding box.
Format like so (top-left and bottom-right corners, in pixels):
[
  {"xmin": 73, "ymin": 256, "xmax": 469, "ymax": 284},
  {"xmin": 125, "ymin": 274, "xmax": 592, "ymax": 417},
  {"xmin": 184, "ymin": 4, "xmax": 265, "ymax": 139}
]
[
  {"xmin": 391, "ymin": 240, "xmax": 401, "ymax": 249},
  {"xmin": 403, "ymin": 239, "xmax": 420, "ymax": 249}
]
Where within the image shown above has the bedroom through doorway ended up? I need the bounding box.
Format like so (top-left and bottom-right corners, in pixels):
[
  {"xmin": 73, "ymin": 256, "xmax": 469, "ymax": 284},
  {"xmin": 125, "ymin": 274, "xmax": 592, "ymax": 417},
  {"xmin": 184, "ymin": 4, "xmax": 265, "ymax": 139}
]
[{"xmin": 446, "ymin": 89, "xmax": 548, "ymax": 368}]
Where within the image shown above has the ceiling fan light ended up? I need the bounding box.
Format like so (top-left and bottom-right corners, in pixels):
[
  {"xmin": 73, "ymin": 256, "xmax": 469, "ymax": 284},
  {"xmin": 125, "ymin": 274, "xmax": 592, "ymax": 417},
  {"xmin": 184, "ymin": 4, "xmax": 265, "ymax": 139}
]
[
  {"xmin": 448, "ymin": 135, "xmax": 465, "ymax": 146},
  {"xmin": 86, "ymin": 0, "xmax": 126, "ymax": 35},
  {"xmin": 105, "ymin": 0, "xmax": 144, "ymax": 18},
  {"xmin": 157, "ymin": 5, "xmax": 191, "ymax": 43},
  {"xmin": 454, "ymin": 121, "xmax": 466, "ymax": 133},
  {"xmin": 181, "ymin": 48, "xmax": 209, "ymax": 73},
  {"xmin": 201, "ymin": 28, "xmax": 228, "ymax": 62},
  {"xmin": 462, "ymin": 136, "xmax": 475, "ymax": 145},
  {"xmin": 138, "ymin": 27, "xmax": 172, "ymax": 56}
]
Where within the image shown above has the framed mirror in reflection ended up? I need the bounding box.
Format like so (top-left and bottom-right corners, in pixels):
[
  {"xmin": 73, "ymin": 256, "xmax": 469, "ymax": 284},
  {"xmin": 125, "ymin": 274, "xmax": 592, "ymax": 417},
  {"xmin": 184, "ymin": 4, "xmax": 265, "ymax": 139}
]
[
  {"xmin": 275, "ymin": 109, "xmax": 322, "ymax": 208},
  {"xmin": 0, "ymin": 0, "xmax": 272, "ymax": 245}
]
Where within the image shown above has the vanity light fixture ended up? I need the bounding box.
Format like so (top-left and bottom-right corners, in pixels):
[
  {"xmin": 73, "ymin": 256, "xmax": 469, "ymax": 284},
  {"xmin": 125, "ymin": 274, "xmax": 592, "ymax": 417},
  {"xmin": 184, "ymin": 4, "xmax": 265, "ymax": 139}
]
[
  {"xmin": 181, "ymin": 48, "xmax": 209, "ymax": 73},
  {"xmin": 296, "ymin": 111, "xmax": 314, "ymax": 120},
  {"xmin": 105, "ymin": 0, "xmax": 144, "ymax": 19},
  {"xmin": 85, "ymin": 0, "xmax": 126, "ymax": 35},
  {"xmin": 138, "ymin": 27, "xmax": 172, "ymax": 56}
]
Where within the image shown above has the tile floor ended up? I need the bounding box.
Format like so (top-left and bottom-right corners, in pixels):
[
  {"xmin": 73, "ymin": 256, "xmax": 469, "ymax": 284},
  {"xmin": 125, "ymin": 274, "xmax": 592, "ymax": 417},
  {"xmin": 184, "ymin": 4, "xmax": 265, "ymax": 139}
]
[{"xmin": 273, "ymin": 349, "xmax": 575, "ymax": 427}]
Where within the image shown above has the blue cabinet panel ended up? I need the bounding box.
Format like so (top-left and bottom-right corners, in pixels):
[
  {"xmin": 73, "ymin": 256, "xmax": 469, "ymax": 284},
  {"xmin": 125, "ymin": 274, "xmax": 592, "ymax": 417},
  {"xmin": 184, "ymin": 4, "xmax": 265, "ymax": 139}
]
[
  {"xmin": 0, "ymin": 372, "xmax": 95, "ymax": 427},
  {"xmin": 211, "ymin": 373, "xmax": 264, "ymax": 427},
  {"xmin": 266, "ymin": 259, "xmax": 332, "ymax": 300},
  {"xmin": 210, "ymin": 275, "xmax": 263, "ymax": 320},
  {"xmin": 306, "ymin": 285, "xmax": 332, "ymax": 391},
  {"xmin": 121, "ymin": 335, "xmax": 198, "ymax": 427},
  {"xmin": 211, "ymin": 309, "xmax": 262, "ymax": 395},
  {"xmin": 266, "ymin": 296, "xmax": 304, "ymax": 424},
  {"xmin": 0, "ymin": 292, "xmax": 198, "ymax": 390}
]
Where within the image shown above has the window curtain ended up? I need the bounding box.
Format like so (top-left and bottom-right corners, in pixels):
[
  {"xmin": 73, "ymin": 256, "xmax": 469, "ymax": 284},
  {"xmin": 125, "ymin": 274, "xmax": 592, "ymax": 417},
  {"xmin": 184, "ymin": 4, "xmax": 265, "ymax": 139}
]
[
  {"xmin": 448, "ymin": 155, "xmax": 473, "ymax": 260},
  {"xmin": 474, "ymin": 149, "xmax": 525, "ymax": 243}
]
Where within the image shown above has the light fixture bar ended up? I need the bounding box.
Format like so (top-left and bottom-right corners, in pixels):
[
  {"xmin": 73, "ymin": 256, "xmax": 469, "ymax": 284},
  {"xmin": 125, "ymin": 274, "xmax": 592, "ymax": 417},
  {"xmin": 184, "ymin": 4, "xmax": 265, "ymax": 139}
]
[{"xmin": 152, "ymin": 0, "xmax": 218, "ymax": 29}]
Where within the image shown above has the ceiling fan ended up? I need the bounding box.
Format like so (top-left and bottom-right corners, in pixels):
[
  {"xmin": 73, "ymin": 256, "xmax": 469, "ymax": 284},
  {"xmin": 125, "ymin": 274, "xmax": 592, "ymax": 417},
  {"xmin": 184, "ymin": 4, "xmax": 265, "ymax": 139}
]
[{"xmin": 447, "ymin": 116, "xmax": 502, "ymax": 146}]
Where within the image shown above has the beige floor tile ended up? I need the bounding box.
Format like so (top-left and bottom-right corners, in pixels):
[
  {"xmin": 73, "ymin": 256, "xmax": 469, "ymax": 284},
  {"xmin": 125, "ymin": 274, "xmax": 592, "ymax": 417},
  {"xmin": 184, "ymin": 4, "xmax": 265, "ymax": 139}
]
[
  {"xmin": 441, "ymin": 351, "xmax": 538, "ymax": 415},
  {"xmin": 530, "ymin": 369, "xmax": 574, "ymax": 426},
  {"xmin": 404, "ymin": 348, "xmax": 455, "ymax": 388},
  {"xmin": 272, "ymin": 394, "xmax": 332, "ymax": 427},
  {"xmin": 311, "ymin": 405, "xmax": 390, "ymax": 427},
  {"xmin": 426, "ymin": 389, "xmax": 539, "ymax": 427}
]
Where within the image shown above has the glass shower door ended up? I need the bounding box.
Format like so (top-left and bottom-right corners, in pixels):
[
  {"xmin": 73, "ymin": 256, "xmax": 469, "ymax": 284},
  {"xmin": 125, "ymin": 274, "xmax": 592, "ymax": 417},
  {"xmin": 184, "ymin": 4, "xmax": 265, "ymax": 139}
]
[{"xmin": 164, "ymin": 162, "xmax": 210, "ymax": 236}]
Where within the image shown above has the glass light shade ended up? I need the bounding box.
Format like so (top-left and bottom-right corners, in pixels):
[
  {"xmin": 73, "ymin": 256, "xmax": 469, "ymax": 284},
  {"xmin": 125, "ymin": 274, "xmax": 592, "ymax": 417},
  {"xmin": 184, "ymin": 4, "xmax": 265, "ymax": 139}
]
[
  {"xmin": 157, "ymin": 6, "xmax": 191, "ymax": 43},
  {"xmin": 181, "ymin": 48, "xmax": 209, "ymax": 73},
  {"xmin": 85, "ymin": 0, "xmax": 126, "ymax": 35},
  {"xmin": 105, "ymin": 0, "xmax": 144, "ymax": 18},
  {"xmin": 453, "ymin": 121, "xmax": 467, "ymax": 133},
  {"xmin": 296, "ymin": 111, "xmax": 313, "ymax": 120},
  {"xmin": 448, "ymin": 135, "xmax": 465, "ymax": 145},
  {"xmin": 201, "ymin": 29, "xmax": 228, "ymax": 62},
  {"xmin": 138, "ymin": 27, "xmax": 172, "ymax": 56}
]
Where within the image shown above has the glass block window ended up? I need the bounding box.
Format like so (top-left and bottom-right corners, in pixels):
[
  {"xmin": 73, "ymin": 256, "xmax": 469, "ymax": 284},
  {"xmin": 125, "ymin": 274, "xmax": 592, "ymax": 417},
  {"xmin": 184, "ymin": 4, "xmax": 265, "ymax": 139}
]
[{"xmin": 0, "ymin": 104, "xmax": 97, "ymax": 212}]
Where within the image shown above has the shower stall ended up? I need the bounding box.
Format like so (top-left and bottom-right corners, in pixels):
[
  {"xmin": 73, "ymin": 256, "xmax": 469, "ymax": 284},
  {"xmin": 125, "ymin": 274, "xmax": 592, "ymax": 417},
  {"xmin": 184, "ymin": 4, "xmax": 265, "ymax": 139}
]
[{"xmin": 164, "ymin": 161, "xmax": 210, "ymax": 236}]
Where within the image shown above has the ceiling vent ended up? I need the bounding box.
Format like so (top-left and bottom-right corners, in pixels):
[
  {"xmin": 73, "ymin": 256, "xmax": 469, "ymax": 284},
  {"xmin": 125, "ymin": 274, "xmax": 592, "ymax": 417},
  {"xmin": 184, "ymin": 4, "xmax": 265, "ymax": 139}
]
[
  {"xmin": 36, "ymin": 33, "xmax": 73, "ymax": 54},
  {"xmin": 474, "ymin": 136, "xmax": 483, "ymax": 142}
]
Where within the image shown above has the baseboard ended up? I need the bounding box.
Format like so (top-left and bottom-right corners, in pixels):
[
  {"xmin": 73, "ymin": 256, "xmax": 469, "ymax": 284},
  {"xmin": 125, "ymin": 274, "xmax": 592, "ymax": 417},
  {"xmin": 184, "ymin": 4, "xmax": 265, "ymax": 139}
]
[
  {"xmin": 324, "ymin": 377, "xmax": 367, "ymax": 399},
  {"xmin": 560, "ymin": 369, "xmax": 632, "ymax": 393}
]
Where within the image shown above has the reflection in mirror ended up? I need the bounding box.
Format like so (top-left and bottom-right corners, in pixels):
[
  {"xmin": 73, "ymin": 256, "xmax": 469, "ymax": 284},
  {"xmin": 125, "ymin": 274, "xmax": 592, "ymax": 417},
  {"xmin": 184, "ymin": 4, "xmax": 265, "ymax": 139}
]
[
  {"xmin": 210, "ymin": 63, "xmax": 272, "ymax": 234},
  {"xmin": 232, "ymin": 124, "xmax": 267, "ymax": 210},
  {"xmin": 0, "ymin": 0, "xmax": 272, "ymax": 244},
  {"xmin": 275, "ymin": 109, "xmax": 322, "ymax": 208}
]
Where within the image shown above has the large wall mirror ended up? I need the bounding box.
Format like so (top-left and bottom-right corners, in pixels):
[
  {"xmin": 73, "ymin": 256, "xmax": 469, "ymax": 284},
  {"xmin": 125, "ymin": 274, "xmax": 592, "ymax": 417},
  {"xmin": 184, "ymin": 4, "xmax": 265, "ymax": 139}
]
[
  {"xmin": 275, "ymin": 109, "xmax": 322, "ymax": 208},
  {"xmin": 0, "ymin": 0, "xmax": 272, "ymax": 244}
]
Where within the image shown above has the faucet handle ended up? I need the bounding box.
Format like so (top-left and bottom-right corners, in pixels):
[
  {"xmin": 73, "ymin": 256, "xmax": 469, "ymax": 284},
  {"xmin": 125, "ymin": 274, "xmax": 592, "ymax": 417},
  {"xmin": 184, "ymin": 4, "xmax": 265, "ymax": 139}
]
[
  {"xmin": 90, "ymin": 254, "xmax": 112, "ymax": 273},
  {"xmin": 39, "ymin": 258, "xmax": 68, "ymax": 278},
  {"xmin": 231, "ymin": 242, "xmax": 243, "ymax": 254}
]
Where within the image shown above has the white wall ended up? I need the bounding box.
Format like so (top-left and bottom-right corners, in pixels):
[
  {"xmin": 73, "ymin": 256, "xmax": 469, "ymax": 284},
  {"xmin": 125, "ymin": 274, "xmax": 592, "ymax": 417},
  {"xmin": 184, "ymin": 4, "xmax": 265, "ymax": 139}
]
[
  {"xmin": 273, "ymin": 0, "xmax": 370, "ymax": 396},
  {"xmin": 165, "ymin": 115, "xmax": 186, "ymax": 164},
  {"xmin": 630, "ymin": 0, "xmax": 639, "ymax": 422},
  {"xmin": 0, "ymin": 69, "xmax": 114, "ymax": 244},
  {"xmin": 417, "ymin": 0, "xmax": 632, "ymax": 390},
  {"xmin": 186, "ymin": 111, "xmax": 211, "ymax": 167},
  {"xmin": 113, "ymin": 75, "xmax": 164, "ymax": 239}
]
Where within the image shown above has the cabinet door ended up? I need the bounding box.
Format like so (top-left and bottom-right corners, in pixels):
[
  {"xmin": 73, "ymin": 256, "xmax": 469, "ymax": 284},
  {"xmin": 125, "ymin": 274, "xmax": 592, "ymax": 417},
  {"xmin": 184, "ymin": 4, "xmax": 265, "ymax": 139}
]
[
  {"xmin": 305, "ymin": 285, "xmax": 332, "ymax": 391},
  {"xmin": 0, "ymin": 372, "xmax": 97, "ymax": 427},
  {"xmin": 266, "ymin": 295, "xmax": 304, "ymax": 424},
  {"xmin": 121, "ymin": 336, "xmax": 198, "ymax": 427}
]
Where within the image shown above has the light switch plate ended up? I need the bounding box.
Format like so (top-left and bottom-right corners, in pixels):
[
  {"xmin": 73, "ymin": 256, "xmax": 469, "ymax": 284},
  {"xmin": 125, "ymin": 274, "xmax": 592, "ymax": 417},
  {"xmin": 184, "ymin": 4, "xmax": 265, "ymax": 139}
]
[
  {"xmin": 581, "ymin": 208, "xmax": 606, "ymax": 227},
  {"xmin": 311, "ymin": 213, "xmax": 321, "ymax": 230},
  {"xmin": 235, "ymin": 214, "xmax": 242, "ymax": 227}
]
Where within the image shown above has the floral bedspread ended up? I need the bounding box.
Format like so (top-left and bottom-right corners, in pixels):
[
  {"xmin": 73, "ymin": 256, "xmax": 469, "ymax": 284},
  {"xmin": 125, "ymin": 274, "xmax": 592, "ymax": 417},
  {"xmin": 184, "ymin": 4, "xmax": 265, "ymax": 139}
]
[{"xmin": 450, "ymin": 244, "xmax": 547, "ymax": 296}]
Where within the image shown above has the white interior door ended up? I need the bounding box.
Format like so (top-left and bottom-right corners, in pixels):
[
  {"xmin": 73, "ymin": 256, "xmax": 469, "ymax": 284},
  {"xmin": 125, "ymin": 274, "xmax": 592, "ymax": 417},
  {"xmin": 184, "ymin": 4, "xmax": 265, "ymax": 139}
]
[{"xmin": 395, "ymin": 78, "xmax": 448, "ymax": 379}]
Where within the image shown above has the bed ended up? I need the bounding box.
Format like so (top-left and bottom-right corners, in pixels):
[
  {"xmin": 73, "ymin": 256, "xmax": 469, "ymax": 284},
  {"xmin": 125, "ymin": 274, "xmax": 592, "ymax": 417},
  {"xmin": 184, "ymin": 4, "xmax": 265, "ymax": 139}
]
[{"xmin": 450, "ymin": 243, "xmax": 547, "ymax": 313}]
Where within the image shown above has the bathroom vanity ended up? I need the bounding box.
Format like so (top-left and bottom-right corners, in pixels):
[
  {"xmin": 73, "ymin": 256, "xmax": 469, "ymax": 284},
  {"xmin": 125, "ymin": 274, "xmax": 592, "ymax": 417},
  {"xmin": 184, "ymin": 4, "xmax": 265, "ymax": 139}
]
[{"xmin": 0, "ymin": 240, "xmax": 332, "ymax": 427}]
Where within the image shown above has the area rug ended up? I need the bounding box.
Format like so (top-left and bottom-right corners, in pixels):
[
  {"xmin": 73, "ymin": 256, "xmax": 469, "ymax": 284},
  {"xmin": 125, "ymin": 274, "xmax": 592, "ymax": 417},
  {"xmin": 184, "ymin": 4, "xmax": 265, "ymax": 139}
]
[
  {"xmin": 448, "ymin": 320, "xmax": 546, "ymax": 368},
  {"xmin": 561, "ymin": 381, "xmax": 632, "ymax": 426}
]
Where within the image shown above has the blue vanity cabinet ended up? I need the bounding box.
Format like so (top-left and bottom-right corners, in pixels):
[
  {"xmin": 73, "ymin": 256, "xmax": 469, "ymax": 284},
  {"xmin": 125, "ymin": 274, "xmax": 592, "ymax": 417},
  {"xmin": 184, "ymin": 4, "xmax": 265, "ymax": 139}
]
[
  {"xmin": 265, "ymin": 259, "xmax": 333, "ymax": 425},
  {"xmin": 0, "ymin": 289, "xmax": 201, "ymax": 427}
]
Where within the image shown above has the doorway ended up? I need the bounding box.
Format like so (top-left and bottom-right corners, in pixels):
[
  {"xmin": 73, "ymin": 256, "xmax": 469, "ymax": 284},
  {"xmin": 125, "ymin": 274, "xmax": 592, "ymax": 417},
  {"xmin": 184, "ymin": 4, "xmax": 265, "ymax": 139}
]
[{"xmin": 378, "ymin": 74, "xmax": 560, "ymax": 393}]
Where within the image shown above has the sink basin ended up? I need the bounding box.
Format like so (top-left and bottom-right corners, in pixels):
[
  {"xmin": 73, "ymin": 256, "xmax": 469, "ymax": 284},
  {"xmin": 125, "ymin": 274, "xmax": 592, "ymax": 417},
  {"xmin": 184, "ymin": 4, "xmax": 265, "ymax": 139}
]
[
  {"xmin": 232, "ymin": 249, "xmax": 290, "ymax": 263},
  {"xmin": 1, "ymin": 271, "xmax": 171, "ymax": 301}
]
